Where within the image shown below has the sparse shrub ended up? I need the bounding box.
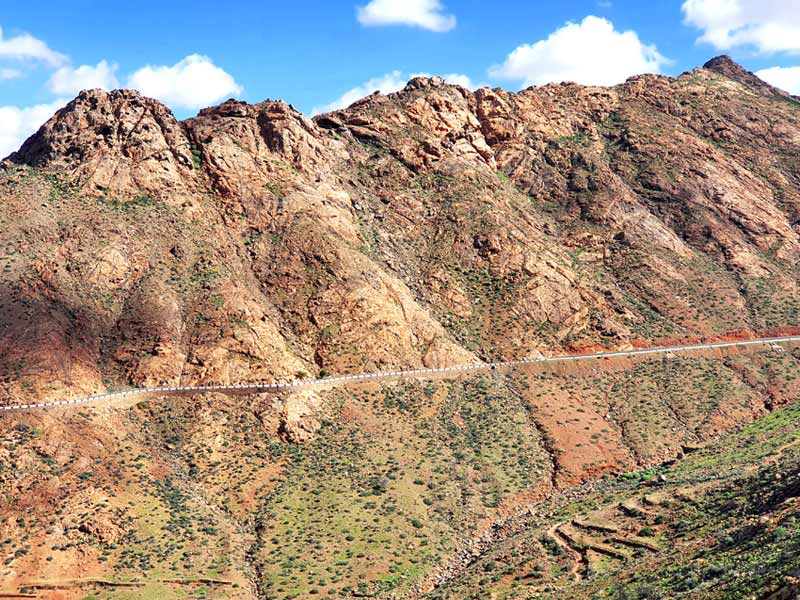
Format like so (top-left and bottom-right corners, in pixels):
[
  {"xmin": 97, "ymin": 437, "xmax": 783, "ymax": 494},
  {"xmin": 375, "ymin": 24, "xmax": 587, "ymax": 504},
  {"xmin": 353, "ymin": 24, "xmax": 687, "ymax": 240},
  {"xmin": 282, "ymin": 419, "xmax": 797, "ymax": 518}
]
[
  {"xmin": 672, "ymin": 519, "xmax": 690, "ymax": 532},
  {"xmin": 702, "ymin": 564, "xmax": 726, "ymax": 581},
  {"xmin": 636, "ymin": 585, "xmax": 664, "ymax": 600},
  {"xmin": 677, "ymin": 573, "xmax": 700, "ymax": 592}
]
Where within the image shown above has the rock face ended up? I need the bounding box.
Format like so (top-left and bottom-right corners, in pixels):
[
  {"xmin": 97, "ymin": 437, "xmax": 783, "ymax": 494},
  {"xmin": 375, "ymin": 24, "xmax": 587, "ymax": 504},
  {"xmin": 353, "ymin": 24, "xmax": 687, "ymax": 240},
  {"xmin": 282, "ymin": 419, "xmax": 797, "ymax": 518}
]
[
  {"xmin": 184, "ymin": 98, "xmax": 342, "ymax": 197},
  {"xmin": 10, "ymin": 89, "xmax": 199, "ymax": 200}
]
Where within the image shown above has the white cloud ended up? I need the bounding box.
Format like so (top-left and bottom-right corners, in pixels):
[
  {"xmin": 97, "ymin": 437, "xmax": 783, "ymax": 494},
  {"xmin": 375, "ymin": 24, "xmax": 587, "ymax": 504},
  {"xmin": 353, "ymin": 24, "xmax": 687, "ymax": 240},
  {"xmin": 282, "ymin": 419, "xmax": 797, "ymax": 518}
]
[
  {"xmin": 682, "ymin": 0, "xmax": 800, "ymax": 53},
  {"xmin": 357, "ymin": 0, "xmax": 456, "ymax": 32},
  {"xmin": 437, "ymin": 72, "xmax": 475, "ymax": 88},
  {"xmin": 0, "ymin": 67, "xmax": 22, "ymax": 80},
  {"xmin": 126, "ymin": 54, "xmax": 242, "ymax": 110},
  {"xmin": 312, "ymin": 70, "xmax": 474, "ymax": 114},
  {"xmin": 756, "ymin": 65, "xmax": 800, "ymax": 95},
  {"xmin": 48, "ymin": 60, "xmax": 119, "ymax": 95},
  {"xmin": 489, "ymin": 16, "xmax": 668, "ymax": 87},
  {"xmin": 313, "ymin": 71, "xmax": 407, "ymax": 114},
  {"xmin": 0, "ymin": 99, "xmax": 67, "ymax": 159},
  {"xmin": 0, "ymin": 25, "xmax": 67, "ymax": 66}
]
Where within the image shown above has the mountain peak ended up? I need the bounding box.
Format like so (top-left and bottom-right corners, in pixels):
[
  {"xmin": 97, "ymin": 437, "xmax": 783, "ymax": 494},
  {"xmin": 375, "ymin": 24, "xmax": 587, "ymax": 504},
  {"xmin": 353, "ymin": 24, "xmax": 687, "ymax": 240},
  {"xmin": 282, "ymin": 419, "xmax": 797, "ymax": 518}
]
[
  {"xmin": 404, "ymin": 75, "xmax": 449, "ymax": 91},
  {"xmin": 8, "ymin": 88, "xmax": 179, "ymax": 167},
  {"xmin": 702, "ymin": 55, "xmax": 743, "ymax": 74},
  {"xmin": 7, "ymin": 87, "xmax": 196, "ymax": 198},
  {"xmin": 702, "ymin": 55, "xmax": 789, "ymax": 97}
]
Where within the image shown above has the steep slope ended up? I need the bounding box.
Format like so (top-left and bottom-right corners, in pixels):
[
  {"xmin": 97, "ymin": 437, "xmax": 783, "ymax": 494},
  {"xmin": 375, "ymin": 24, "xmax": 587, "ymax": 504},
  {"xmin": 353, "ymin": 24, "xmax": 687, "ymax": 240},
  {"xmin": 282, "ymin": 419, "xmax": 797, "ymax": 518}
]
[{"xmin": 0, "ymin": 56, "xmax": 799, "ymax": 598}]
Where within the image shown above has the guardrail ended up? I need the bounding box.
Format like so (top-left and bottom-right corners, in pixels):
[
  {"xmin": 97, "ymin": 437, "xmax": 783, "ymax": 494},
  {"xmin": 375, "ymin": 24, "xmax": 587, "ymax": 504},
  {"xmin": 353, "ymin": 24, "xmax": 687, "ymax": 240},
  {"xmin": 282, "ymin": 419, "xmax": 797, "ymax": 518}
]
[{"xmin": 2, "ymin": 335, "xmax": 798, "ymax": 412}]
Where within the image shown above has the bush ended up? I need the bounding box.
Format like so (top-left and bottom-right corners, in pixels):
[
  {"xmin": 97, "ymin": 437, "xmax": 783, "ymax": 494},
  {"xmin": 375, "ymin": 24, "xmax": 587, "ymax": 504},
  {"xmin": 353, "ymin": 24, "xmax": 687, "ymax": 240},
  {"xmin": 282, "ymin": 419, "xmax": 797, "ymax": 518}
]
[
  {"xmin": 677, "ymin": 573, "xmax": 700, "ymax": 592},
  {"xmin": 703, "ymin": 564, "xmax": 726, "ymax": 581},
  {"xmin": 672, "ymin": 519, "xmax": 690, "ymax": 532},
  {"xmin": 636, "ymin": 585, "xmax": 664, "ymax": 600}
]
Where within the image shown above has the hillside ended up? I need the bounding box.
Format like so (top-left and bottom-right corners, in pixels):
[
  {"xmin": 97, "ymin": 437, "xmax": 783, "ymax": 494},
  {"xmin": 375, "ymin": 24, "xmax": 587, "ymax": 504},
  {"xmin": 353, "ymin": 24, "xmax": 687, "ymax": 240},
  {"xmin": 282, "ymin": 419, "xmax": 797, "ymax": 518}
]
[
  {"xmin": 428, "ymin": 379, "xmax": 800, "ymax": 600},
  {"xmin": 0, "ymin": 55, "xmax": 799, "ymax": 598}
]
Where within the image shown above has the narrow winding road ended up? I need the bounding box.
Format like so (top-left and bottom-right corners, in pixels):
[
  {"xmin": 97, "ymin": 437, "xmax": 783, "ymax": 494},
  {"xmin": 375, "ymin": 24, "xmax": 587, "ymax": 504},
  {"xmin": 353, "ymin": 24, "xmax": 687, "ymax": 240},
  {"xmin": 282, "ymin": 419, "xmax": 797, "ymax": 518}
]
[{"xmin": 2, "ymin": 335, "xmax": 798, "ymax": 412}]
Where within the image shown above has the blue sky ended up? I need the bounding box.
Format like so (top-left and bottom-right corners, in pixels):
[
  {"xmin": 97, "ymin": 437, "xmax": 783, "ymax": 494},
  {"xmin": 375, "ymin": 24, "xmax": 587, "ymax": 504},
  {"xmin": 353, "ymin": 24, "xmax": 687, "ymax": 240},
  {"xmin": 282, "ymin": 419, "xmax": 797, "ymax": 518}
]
[{"xmin": 2, "ymin": 0, "xmax": 800, "ymax": 157}]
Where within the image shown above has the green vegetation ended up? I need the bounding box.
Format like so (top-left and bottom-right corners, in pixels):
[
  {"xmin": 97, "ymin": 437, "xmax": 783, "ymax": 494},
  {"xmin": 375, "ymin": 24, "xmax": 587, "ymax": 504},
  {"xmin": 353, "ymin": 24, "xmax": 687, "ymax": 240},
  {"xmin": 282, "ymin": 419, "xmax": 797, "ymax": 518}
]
[
  {"xmin": 250, "ymin": 377, "xmax": 550, "ymax": 598},
  {"xmin": 551, "ymin": 130, "xmax": 591, "ymax": 146},
  {"xmin": 190, "ymin": 144, "xmax": 202, "ymax": 169},
  {"xmin": 430, "ymin": 388, "xmax": 800, "ymax": 600}
]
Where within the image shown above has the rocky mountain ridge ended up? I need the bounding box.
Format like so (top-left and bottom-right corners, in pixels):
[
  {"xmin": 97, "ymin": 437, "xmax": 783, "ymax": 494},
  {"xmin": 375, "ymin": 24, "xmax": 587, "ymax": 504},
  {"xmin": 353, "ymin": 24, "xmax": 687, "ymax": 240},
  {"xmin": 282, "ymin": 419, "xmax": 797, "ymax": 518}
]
[{"xmin": 3, "ymin": 55, "xmax": 800, "ymax": 404}]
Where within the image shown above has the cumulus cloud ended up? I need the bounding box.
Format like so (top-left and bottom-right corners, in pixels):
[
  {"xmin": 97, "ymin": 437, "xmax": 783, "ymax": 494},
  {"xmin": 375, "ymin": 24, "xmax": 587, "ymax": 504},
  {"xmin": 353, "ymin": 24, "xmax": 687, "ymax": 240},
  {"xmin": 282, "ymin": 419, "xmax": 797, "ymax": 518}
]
[
  {"xmin": 437, "ymin": 72, "xmax": 475, "ymax": 88},
  {"xmin": 313, "ymin": 71, "xmax": 406, "ymax": 115},
  {"xmin": 48, "ymin": 60, "xmax": 119, "ymax": 95},
  {"xmin": 0, "ymin": 67, "xmax": 22, "ymax": 80},
  {"xmin": 312, "ymin": 70, "xmax": 474, "ymax": 114},
  {"xmin": 489, "ymin": 15, "xmax": 667, "ymax": 87},
  {"xmin": 357, "ymin": 0, "xmax": 456, "ymax": 32},
  {"xmin": 682, "ymin": 0, "xmax": 800, "ymax": 53},
  {"xmin": 756, "ymin": 65, "xmax": 800, "ymax": 95},
  {"xmin": 0, "ymin": 25, "xmax": 67, "ymax": 66},
  {"xmin": 0, "ymin": 99, "xmax": 67, "ymax": 159},
  {"xmin": 126, "ymin": 54, "xmax": 242, "ymax": 110}
]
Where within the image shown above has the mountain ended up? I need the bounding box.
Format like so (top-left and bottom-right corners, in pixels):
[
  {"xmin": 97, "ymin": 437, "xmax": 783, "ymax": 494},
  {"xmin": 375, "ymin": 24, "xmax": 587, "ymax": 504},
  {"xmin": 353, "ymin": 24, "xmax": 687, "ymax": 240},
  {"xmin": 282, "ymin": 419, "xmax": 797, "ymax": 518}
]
[{"xmin": 0, "ymin": 56, "xmax": 798, "ymax": 598}]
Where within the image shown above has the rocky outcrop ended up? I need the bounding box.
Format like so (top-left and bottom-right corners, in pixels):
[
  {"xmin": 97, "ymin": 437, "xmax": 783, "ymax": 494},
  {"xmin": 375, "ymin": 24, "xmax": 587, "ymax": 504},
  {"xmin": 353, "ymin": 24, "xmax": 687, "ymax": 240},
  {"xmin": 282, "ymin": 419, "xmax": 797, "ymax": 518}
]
[
  {"xmin": 9, "ymin": 89, "xmax": 198, "ymax": 200},
  {"xmin": 702, "ymin": 55, "xmax": 793, "ymax": 99},
  {"xmin": 184, "ymin": 99, "xmax": 345, "ymax": 197}
]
